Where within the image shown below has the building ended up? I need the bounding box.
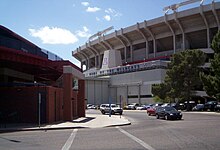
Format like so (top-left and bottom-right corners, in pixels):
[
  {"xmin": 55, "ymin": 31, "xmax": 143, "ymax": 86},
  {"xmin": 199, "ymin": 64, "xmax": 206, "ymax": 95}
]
[
  {"xmin": 72, "ymin": 1, "xmax": 220, "ymax": 105},
  {"xmin": 0, "ymin": 25, "xmax": 85, "ymax": 124}
]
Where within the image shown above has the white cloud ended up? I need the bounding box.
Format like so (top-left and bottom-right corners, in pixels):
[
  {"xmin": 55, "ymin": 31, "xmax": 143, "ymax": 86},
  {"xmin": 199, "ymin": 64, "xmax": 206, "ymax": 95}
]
[
  {"xmin": 83, "ymin": 26, "xmax": 89, "ymax": 32},
  {"xmin": 105, "ymin": 8, "xmax": 122, "ymax": 18},
  {"xmin": 75, "ymin": 26, "xmax": 91, "ymax": 38},
  {"xmin": 105, "ymin": 8, "xmax": 114, "ymax": 14},
  {"xmin": 104, "ymin": 15, "xmax": 111, "ymax": 21},
  {"xmin": 96, "ymin": 17, "xmax": 100, "ymax": 21},
  {"xmin": 29, "ymin": 26, "xmax": 78, "ymax": 44},
  {"xmin": 81, "ymin": 2, "xmax": 89, "ymax": 6},
  {"xmin": 86, "ymin": 7, "xmax": 101, "ymax": 12}
]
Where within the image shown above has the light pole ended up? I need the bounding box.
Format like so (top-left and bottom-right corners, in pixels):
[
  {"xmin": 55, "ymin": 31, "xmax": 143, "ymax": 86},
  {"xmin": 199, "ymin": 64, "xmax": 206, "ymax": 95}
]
[{"xmin": 109, "ymin": 97, "xmax": 111, "ymax": 117}]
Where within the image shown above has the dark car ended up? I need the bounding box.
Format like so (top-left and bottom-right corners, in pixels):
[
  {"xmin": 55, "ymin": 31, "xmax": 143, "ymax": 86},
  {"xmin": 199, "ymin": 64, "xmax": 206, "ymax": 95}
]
[
  {"xmin": 192, "ymin": 104, "xmax": 205, "ymax": 111},
  {"xmin": 184, "ymin": 101, "xmax": 196, "ymax": 111},
  {"xmin": 156, "ymin": 106, "xmax": 182, "ymax": 120},
  {"xmin": 203, "ymin": 101, "xmax": 218, "ymax": 111},
  {"xmin": 214, "ymin": 102, "xmax": 220, "ymax": 111}
]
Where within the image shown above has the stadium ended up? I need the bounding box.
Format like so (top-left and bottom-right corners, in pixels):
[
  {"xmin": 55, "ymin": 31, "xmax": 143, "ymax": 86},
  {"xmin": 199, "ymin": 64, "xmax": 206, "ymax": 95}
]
[{"xmin": 72, "ymin": 0, "xmax": 220, "ymax": 105}]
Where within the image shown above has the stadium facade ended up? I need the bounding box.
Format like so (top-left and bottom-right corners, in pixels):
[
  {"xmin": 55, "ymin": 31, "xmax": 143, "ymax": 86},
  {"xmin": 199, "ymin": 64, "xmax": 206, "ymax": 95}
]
[{"xmin": 72, "ymin": 1, "xmax": 220, "ymax": 105}]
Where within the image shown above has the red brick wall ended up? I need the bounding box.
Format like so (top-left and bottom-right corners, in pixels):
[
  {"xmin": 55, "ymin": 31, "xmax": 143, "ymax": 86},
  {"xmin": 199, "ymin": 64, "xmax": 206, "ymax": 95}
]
[
  {"xmin": 0, "ymin": 76, "xmax": 85, "ymax": 123},
  {"xmin": 0, "ymin": 86, "xmax": 64, "ymax": 124},
  {"xmin": 0, "ymin": 87, "xmax": 38, "ymax": 123},
  {"xmin": 72, "ymin": 91, "xmax": 78, "ymax": 118},
  {"xmin": 77, "ymin": 80, "xmax": 85, "ymax": 117},
  {"xmin": 46, "ymin": 87, "xmax": 63, "ymax": 123},
  {"xmin": 63, "ymin": 73, "xmax": 73, "ymax": 121}
]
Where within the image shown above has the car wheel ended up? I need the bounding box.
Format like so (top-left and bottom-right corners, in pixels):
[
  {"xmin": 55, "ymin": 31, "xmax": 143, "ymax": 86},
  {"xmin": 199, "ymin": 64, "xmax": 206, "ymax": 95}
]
[
  {"xmin": 111, "ymin": 111, "xmax": 115, "ymax": 115},
  {"xmin": 119, "ymin": 112, "xmax": 122, "ymax": 115},
  {"xmin": 101, "ymin": 110, "xmax": 105, "ymax": 114},
  {"xmin": 156, "ymin": 114, "xmax": 159, "ymax": 119},
  {"xmin": 148, "ymin": 113, "xmax": 151, "ymax": 116}
]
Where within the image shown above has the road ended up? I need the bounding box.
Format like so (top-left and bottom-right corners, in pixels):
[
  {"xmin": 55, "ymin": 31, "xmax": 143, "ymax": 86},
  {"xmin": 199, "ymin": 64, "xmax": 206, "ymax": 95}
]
[{"xmin": 0, "ymin": 110, "xmax": 220, "ymax": 150}]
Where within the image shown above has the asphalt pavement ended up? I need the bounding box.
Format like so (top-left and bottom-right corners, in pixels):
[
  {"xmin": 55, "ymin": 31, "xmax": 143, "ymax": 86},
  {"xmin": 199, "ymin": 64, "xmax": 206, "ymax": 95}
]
[
  {"xmin": 0, "ymin": 110, "xmax": 219, "ymax": 133},
  {"xmin": 1, "ymin": 110, "xmax": 220, "ymax": 150}
]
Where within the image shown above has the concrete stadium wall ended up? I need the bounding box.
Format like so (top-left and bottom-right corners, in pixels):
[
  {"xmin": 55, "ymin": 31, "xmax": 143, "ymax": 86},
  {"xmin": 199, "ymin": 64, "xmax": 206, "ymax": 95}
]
[
  {"xmin": 85, "ymin": 79, "xmax": 109, "ymax": 105},
  {"xmin": 85, "ymin": 69, "xmax": 167, "ymax": 105},
  {"xmin": 110, "ymin": 69, "xmax": 166, "ymax": 86},
  {"xmin": 110, "ymin": 69, "xmax": 167, "ymax": 105}
]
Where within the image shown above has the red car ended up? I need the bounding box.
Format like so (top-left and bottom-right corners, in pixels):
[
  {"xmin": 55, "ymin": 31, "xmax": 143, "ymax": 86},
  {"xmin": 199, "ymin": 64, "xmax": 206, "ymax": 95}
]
[{"xmin": 147, "ymin": 107, "xmax": 156, "ymax": 116}]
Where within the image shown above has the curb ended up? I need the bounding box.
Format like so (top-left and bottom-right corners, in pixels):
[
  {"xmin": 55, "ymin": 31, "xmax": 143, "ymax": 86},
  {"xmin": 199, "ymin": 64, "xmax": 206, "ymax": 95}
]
[
  {"xmin": 0, "ymin": 126, "xmax": 84, "ymax": 133},
  {"xmin": 182, "ymin": 111, "xmax": 220, "ymax": 115},
  {"xmin": 0, "ymin": 122, "xmax": 131, "ymax": 133},
  {"xmin": 105, "ymin": 122, "xmax": 131, "ymax": 128}
]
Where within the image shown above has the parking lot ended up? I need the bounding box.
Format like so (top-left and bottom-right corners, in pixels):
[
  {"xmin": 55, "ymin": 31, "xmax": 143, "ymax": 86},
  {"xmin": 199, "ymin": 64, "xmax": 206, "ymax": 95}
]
[{"xmin": 1, "ymin": 109, "xmax": 220, "ymax": 150}]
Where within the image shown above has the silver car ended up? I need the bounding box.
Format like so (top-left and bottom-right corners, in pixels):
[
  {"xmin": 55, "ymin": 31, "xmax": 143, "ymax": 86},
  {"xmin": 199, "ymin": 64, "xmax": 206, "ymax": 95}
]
[{"xmin": 100, "ymin": 104, "xmax": 123, "ymax": 115}]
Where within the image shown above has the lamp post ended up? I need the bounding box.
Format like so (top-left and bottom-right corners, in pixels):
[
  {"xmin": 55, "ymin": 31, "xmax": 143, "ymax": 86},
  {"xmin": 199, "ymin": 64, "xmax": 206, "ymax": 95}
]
[{"xmin": 109, "ymin": 97, "xmax": 111, "ymax": 117}]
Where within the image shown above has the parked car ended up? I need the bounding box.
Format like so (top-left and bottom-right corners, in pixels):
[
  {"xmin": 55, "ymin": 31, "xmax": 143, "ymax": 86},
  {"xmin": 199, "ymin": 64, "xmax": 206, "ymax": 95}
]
[
  {"xmin": 155, "ymin": 106, "xmax": 182, "ymax": 120},
  {"xmin": 87, "ymin": 104, "xmax": 94, "ymax": 109},
  {"xmin": 100, "ymin": 104, "xmax": 108, "ymax": 110},
  {"xmin": 176, "ymin": 103, "xmax": 185, "ymax": 110},
  {"xmin": 146, "ymin": 106, "xmax": 157, "ymax": 116},
  {"xmin": 161, "ymin": 103, "xmax": 170, "ymax": 107},
  {"xmin": 192, "ymin": 104, "xmax": 204, "ymax": 111},
  {"xmin": 145, "ymin": 104, "xmax": 154, "ymax": 109},
  {"xmin": 154, "ymin": 103, "xmax": 163, "ymax": 107},
  {"xmin": 136, "ymin": 105, "xmax": 148, "ymax": 110},
  {"xmin": 100, "ymin": 104, "xmax": 123, "ymax": 115},
  {"xmin": 88, "ymin": 105, "xmax": 97, "ymax": 109},
  {"xmin": 215, "ymin": 102, "xmax": 220, "ymax": 111},
  {"xmin": 203, "ymin": 101, "xmax": 218, "ymax": 111},
  {"xmin": 184, "ymin": 101, "xmax": 196, "ymax": 111},
  {"xmin": 170, "ymin": 103, "xmax": 179, "ymax": 109},
  {"xmin": 127, "ymin": 103, "xmax": 140, "ymax": 110},
  {"xmin": 123, "ymin": 104, "xmax": 130, "ymax": 110}
]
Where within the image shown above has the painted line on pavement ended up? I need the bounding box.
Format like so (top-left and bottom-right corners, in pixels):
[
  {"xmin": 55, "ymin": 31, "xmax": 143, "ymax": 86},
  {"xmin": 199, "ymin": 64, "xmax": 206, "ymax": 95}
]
[
  {"xmin": 116, "ymin": 127, "xmax": 155, "ymax": 150},
  {"xmin": 61, "ymin": 129, "xmax": 78, "ymax": 150}
]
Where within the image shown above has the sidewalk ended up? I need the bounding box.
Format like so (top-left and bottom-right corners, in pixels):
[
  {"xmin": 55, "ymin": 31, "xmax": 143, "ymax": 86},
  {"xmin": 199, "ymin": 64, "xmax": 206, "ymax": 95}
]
[{"xmin": 0, "ymin": 113, "xmax": 131, "ymax": 133}]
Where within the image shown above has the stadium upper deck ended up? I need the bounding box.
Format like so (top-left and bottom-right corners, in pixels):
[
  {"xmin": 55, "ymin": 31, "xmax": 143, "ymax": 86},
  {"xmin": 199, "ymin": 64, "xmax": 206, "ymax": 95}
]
[{"xmin": 72, "ymin": 1, "xmax": 220, "ymax": 72}]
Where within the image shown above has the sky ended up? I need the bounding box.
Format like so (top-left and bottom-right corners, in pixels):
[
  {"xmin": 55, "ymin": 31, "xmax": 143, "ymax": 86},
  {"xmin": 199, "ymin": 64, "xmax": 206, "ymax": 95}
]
[{"xmin": 0, "ymin": 0, "xmax": 214, "ymax": 68}]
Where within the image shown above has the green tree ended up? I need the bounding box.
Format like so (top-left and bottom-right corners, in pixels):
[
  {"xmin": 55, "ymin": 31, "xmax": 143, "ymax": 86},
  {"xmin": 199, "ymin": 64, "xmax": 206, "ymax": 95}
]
[
  {"xmin": 201, "ymin": 31, "xmax": 220, "ymax": 99},
  {"xmin": 152, "ymin": 49, "xmax": 206, "ymax": 105},
  {"xmin": 152, "ymin": 83, "xmax": 170, "ymax": 103}
]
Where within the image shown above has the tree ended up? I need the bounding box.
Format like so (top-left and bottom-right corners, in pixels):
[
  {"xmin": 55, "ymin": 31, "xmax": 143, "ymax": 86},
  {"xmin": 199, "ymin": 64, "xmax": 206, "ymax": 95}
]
[
  {"xmin": 152, "ymin": 83, "xmax": 170, "ymax": 103},
  {"xmin": 152, "ymin": 49, "xmax": 206, "ymax": 105},
  {"xmin": 201, "ymin": 31, "xmax": 220, "ymax": 100}
]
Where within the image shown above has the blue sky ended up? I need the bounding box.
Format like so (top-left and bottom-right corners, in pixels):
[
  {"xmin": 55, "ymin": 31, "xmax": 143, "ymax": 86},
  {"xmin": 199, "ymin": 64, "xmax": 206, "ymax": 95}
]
[{"xmin": 0, "ymin": 0, "xmax": 213, "ymax": 67}]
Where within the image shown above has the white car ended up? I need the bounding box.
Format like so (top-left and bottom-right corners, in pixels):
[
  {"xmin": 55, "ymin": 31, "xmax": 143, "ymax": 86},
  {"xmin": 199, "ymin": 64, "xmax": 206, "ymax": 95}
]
[
  {"xmin": 87, "ymin": 104, "xmax": 97, "ymax": 109},
  {"xmin": 136, "ymin": 105, "xmax": 147, "ymax": 110},
  {"xmin": 100, "ymin": 104, "xmax": 108, "ymax": 110},
  {"xmin": 100, "ymin": 104, "xmax": 123, "ymax": 115},
  {"xmin": 127, "ymin": 103, "xmax": 139, "ymax": 110}
]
